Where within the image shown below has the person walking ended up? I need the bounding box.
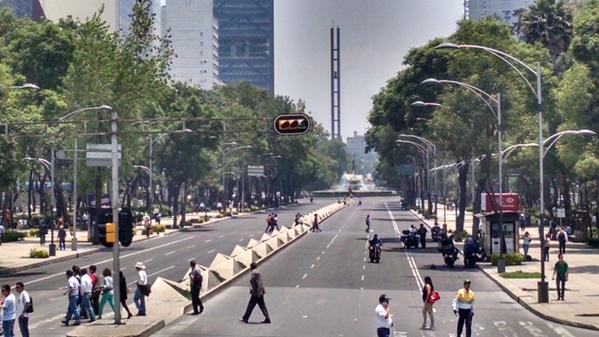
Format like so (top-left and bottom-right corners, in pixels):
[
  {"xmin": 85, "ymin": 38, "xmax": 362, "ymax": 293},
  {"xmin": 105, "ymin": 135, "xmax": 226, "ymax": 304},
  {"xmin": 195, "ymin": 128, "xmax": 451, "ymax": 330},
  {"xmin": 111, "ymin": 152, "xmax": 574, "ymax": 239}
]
[
  {"xmin": 544, "ymin": 233, "xmax": 551, "ymax": 262},
  {"xmin": 272, "ymin": 214, "xmax": 279, "ymax": 231},
  {"xmin": 522, "ymin": 232, "xmax": 531, "ymax": 258},
  {"xmin": 311, "ymin": 213, "xmax": 321, "ymax": 232},
  {"xmin": 417, "ymin": 224, "xmax": 428, "ymax": 249},
  {"xmin": 421, "ymin": 276, "xmax": 436, "ymax": 330},
  {"xmin": 57, "ymin": 226, "xmax": 67, "ymax": 251},
  {"xmin": 134, "ymin": 262, "xmax": 148, "ymax": 316},
  {"xmin": 375, "ymin": 294, "xmax": 393, "ymax": 337},
  {"xmin": 189, "ymin": 260, "xmax": 204, "ymax": 315},
  {"xmin": 453, "ymin": 280, "xmax": 475, "ymax": 337},
  {"xmin": 0, "ymin": 222, "xmax": 5, "ymax": 245},
  {"xmin": 240, "ymin": 262, "xmax": 270, "ymax": 324},
  {"xmin": 39, "ymin": 219, "xmax": 47, "ymax": 246},
  {"xmin": 118, "ymin": 271, "xmax": 133, "ymax": 319},
  {"xmin": 79, "ymin": 268, "xmax": 96, "ymax": 322},
  {"xmin": 552, "ymin": 253, "xmax": 569, "ymax": 301},
  {"xmin": 1, "ymin": 284, "xmax": 16, "ymax": 337},
  {"xmin": 98, "ymin": 268, "xmax": 114, "ymax": 319},
  {"xmin": 89, "ymin": 265, "xmax": 100, "ymax": 316},
  {"xmin": 264, "ymin": 214, "xmax": 273, "ymax": 233},
  {"xmin": 61, "ymin": 270, "xmax": 80, "ymax": 326},
  {"xmin": 365, "ymin": 214, "xmax": 371, "ymax": 233},
  {"xmin": 557, "ymin": 227, "xmax": 568, "ymax": 255},
  {"xmin": 15, "ymin": 282, "xmax": 30, "ymax": 337}
]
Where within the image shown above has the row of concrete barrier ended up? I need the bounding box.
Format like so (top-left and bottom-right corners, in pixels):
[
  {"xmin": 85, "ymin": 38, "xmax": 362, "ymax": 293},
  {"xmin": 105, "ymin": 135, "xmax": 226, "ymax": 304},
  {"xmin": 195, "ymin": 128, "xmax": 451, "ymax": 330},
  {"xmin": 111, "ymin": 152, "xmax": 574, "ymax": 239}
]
[{"xmin": 145, "ymin": 201, "xmax": 348, "ymax": 326}]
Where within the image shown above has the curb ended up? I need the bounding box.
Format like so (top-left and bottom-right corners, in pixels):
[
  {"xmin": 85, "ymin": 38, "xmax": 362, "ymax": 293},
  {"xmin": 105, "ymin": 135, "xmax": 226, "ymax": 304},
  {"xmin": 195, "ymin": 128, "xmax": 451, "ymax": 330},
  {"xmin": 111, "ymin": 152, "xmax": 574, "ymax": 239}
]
[
  {"xmin": 478, "ymin": 265, "xmax": 599, "ymax": 331},
  {"xmin": 66, "ymin": 319, "xmax": 165, "ymax": 337}
]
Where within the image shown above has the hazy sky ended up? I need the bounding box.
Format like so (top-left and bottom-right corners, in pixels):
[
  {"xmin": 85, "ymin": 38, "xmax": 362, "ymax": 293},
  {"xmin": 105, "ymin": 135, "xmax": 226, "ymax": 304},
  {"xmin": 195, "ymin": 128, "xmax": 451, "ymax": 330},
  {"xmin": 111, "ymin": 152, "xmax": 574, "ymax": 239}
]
[{"xmin": 274, "ymin": 0, "xmax": 464, "ymax": 140}]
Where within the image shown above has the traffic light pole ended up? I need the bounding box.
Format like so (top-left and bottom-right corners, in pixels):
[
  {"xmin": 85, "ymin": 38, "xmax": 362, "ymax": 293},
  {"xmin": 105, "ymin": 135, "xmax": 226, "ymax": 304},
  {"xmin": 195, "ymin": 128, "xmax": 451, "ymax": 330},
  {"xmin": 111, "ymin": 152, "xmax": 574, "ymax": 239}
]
[{"xmin": 111, "ymin": 109, "xmax": 122, "ymax": 324}]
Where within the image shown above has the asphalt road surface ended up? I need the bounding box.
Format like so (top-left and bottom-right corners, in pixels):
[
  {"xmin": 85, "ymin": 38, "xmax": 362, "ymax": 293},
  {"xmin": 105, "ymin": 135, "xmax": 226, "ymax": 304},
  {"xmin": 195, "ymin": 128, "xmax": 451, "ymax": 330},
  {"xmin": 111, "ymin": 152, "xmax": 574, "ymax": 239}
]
[
  {"xmin": 0, "ymin": 198, "xmax": 332, "ymax": 337},
  {"xmin": 153, "ymin": 196, "xmax": 595, "ymax": 337}
]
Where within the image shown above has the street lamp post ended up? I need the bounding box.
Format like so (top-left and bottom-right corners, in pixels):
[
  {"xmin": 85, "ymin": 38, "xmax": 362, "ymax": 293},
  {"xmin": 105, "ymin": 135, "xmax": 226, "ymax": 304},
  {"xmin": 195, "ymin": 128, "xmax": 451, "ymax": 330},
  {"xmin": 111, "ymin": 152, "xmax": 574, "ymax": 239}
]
[
  {"xmin": 435, "ymin": 41, "xmax": 560, "ymax": 302},
  {"xmin": 421, "ymin": 78, "xmax": 506, "ymax": 255},
  {"xmin": 399, "ymin": 133, "xmax": 438, "ymax": 222},
  {"xmin": 397, "ymin": 139, "xmax": 429, "ymax": 209},
  {"xmin": 221, "ymin": 144, "xmax": 251, "ymax": 209}
]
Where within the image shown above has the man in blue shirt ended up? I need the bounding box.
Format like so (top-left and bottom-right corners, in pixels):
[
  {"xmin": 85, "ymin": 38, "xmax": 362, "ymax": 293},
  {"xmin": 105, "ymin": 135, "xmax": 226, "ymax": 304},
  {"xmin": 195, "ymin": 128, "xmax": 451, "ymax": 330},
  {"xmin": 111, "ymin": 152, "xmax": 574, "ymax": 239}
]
[{"xmin": 2, "ymin": 284, "xmax": 16, "ymax": 337}]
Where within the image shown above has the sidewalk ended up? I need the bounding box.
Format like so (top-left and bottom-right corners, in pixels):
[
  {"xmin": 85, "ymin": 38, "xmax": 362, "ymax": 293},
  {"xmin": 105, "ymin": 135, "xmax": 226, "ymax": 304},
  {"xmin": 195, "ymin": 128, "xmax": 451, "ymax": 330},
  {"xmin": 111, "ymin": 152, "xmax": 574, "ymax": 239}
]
[
  {"xmin": 0, "ymin": 210, "xmax": 254, "ymax": 274},
  {"xmin": 414, "ymin": 203, "xmax": 599, "ymax": 330}
]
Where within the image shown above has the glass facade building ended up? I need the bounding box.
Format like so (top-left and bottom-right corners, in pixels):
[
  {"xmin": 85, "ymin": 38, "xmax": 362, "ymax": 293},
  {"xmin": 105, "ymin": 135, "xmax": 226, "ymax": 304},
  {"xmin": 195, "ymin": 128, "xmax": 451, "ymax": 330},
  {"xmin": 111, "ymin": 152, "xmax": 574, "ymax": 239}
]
[
  {"xmin": 214, "ymin": 0, "xmax": 274, "ymax": 94},
  {"xmin": 0, "ymin": 0, "xmax": 32, "ymax": 18}
]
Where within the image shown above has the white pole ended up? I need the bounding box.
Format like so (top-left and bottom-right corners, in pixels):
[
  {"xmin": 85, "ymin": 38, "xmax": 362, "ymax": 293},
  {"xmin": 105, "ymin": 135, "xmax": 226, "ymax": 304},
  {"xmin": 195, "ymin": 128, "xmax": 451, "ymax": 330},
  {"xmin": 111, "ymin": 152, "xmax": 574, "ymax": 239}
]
[
  {"xmin": 72, "ymin": 140, "xmax": 78, "ymax": 251},
  {"xmin": 111, "ymin": 110, "xmax": 122, "ymax": 324}
]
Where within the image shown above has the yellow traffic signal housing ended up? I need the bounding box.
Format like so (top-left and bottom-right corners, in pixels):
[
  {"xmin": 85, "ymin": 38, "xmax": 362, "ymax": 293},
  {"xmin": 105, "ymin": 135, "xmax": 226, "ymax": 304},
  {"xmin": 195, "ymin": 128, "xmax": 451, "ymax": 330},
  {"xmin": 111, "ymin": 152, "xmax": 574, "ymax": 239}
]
[{"xmin": 106, "ymin": 222, "xmax": 116, "ymax": 243}]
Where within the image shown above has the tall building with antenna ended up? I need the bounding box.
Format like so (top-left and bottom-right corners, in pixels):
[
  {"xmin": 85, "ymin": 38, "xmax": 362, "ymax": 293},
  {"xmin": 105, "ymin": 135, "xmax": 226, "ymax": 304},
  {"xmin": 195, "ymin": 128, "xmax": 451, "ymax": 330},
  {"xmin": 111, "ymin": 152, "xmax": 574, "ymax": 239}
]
[{"xmin": 330, "ymin": 24, "xmax": 341, "ymax": 140}]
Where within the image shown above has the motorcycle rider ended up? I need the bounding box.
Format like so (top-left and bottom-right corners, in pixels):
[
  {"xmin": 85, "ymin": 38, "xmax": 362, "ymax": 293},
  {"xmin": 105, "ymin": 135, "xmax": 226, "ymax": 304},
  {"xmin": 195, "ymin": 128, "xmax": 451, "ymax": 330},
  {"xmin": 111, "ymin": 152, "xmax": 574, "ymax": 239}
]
[
  {"xmin": 417, "ymin": 224, "xmax": 428, "ymax": 248},
  {"xmin": 463, "ymin": 237, "xmax": 478, "ymax": 268},
  {"xmin": 369, "ymin": 234, "xmax": 383, "ymax": 262}
]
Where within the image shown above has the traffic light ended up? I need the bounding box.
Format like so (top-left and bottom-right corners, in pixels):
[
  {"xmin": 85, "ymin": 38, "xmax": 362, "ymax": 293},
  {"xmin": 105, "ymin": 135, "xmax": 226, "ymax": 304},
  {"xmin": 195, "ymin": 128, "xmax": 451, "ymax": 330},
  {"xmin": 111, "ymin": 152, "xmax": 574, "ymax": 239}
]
[
  {"xmin": 106, "ymin": 223, "xmax": 116, "ymax": 243},
  {"xmin": 119, "ymin": 208, "xmax": 134, "ymax": 247},
  {"xmin": 273, "ymin": 113, "xmax": 312, "ymax": 135},
  {"xmin": 96, "ymin": 209, "xmax": 113, "ymax": 247}
]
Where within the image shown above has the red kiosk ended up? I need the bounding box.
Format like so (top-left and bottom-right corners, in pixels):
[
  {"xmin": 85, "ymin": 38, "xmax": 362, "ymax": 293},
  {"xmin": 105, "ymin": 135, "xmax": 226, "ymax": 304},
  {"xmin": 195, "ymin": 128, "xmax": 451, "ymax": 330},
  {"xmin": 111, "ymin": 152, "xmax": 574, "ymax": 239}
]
[{"xmin": 478, "ymin": 193, "xmax": 521, "ymax": 256}]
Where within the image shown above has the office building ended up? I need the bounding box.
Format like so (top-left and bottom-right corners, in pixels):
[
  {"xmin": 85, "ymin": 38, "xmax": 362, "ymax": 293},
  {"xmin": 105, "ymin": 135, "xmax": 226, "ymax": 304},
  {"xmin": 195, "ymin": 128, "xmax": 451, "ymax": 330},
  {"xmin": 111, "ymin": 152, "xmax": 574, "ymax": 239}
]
[
  {"xmin": 0, "ymin": 0, "xmax": 33, "ymax": 18},
  {"xmin": 163, "ymin": 0, "xmax": 220, "ymax": 90},
  {"xmin": 466, "ymin": 0, "xmax": 534, "ymax": 26},
  {"xmin": 214, "ymin": 0, "xmax": 274, "ymax": 94},
  {"xmin": 37, "ymin": 0, "xmax": 136, "ymax": 33}
]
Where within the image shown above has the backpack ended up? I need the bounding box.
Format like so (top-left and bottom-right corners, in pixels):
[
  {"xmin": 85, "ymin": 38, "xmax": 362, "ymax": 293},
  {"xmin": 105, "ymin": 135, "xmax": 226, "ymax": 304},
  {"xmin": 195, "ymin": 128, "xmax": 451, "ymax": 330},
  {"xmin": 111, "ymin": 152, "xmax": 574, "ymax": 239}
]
[{"xmin": 26, "ymin": 295, "xmax": 33, "ymax": 313}]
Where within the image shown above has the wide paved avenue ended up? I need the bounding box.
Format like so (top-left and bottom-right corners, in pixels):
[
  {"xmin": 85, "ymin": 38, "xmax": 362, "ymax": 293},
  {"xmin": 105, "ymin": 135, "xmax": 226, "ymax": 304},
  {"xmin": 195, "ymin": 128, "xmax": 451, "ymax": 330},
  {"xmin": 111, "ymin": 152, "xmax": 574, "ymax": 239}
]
[
  {"xmin": 0, "ymin": 198, "xmax": 331, "ymax": 336},
  {"xmin": 155, "ymin": 197, "xmax": 594, "ymax": 337}
]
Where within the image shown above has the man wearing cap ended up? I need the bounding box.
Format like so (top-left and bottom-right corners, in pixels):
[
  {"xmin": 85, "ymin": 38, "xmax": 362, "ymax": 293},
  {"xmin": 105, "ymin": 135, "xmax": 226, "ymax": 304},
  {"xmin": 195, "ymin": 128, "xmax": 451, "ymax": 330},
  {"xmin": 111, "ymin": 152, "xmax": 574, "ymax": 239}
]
[
  {"xmin": 375, "ymin": 294, "xmax": 393, "ymax": 337},
  {"xmin": 134, "ymin": 262, "xmax": 148, "ymax": 316},
  {"xmin": 452, "ymin": 280, "xmax": 475, "ymax": 337}
]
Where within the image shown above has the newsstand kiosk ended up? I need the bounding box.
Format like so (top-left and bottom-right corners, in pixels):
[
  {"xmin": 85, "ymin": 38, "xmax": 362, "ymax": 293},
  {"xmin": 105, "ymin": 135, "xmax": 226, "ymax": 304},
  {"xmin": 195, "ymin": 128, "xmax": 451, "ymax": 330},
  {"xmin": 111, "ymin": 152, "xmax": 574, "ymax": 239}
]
[{"xmin": 477, "ymin": 193, "xmax": 520, "ymax": 257}]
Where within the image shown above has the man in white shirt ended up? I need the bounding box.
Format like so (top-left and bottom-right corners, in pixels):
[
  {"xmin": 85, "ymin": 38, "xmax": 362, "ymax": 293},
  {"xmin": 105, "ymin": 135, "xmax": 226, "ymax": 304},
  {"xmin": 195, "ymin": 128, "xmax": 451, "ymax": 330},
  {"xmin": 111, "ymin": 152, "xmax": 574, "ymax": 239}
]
[
  {"xmin": 15, "ymin": 282, "xmax": 30, "ymax": 337},
  {"xmin": 61, "ymin": 270, "xmax": 80, "ymax": 326},
  {"xmin": 79, "ymin": 268, "xmax": 96, "ymax": 322},
  {"xmin": 2, "ymin": 284, "xmax": 16, "ymax": 337},
  {"xmin": 375, "ymin": 294, "xmax": 393, "ymax": 337},
  {"xmin": 134, "ymin": 262, "xmax": 148, "ymax": 316}
]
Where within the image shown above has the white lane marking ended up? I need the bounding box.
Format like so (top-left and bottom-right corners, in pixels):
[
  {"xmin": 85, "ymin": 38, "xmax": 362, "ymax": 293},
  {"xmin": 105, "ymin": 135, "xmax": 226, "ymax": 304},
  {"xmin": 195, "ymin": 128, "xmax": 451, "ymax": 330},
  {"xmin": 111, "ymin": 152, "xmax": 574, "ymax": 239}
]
[
  {"xmin": 363, "ymin": 257, "xmax": 367, "ymax": 262},
  {"xmin": 143, "ymin": 258, "xmax": 153, "ymax": 263},
  {"xmin": 218, "ymin": 234, "xmax": 225, "ymax": 238},
  {"xmin": 361, "ymin": 274, "xmax": 365, "ymax": 281},
  {"xmin": 204, "ymin": 239, "xmax": 212, "ymax": 243},
  {"xmin": 321, "ymin": 250, "xmax": 326, "ymax": 255},
  {"xmin": 326, "ymin": 233, "xmax": 339, "ymax": 249},
  {"xmin": 296, "ymin": 285, "xmax": 300, "ymax": 288},
  {"xmin": 316, "ymin": 256, "xmax": 321, "ymax": 261},
  {"xmin": 29, "ymin": 313, "xmax": 64, "ymax": 329},
  {"xmin": 519, "ymin": 321, "xmax": 547, "ymax": 337},
  {"xmin": 302, "ymin": 273, "xmax": 308, "ymax": 280},
  {"xmin": 24, "ymin": 236, "xmax": 193, "ymax": 286},
  {"xmin": 164, "ymin": 250, "xmax": 176, "ymax": 256},
  {"xmin": 493, "ymin": 321, "xmax": 518, "ymax": 337},
  {"xmin": 362, "ymin": 265, "xmax": 365, "ymax": 270},
  {"xmin": 186, "ymin": 244, "xmax": 196, "ymax": 249},
  {"xmin": 207, "ymin": 249, "xmax": 215, "ymax": 254},
  {"xmin": 546, "ymin": 322, "xmax": 575, "ymax": 337},
  {"xmin": 187, "ymin": 256, "xmax": 196, "ymax": 261},
  {"xmin": 310, "ymin": 264, "xmax": 315, "ymax": 269},
  {"xmin": 238, "ymin": 238, "xmax": 244, "ymax": 242},
  {"xmin": 385, "ymin": 202, "xmax": 423, "ymax": 290}
]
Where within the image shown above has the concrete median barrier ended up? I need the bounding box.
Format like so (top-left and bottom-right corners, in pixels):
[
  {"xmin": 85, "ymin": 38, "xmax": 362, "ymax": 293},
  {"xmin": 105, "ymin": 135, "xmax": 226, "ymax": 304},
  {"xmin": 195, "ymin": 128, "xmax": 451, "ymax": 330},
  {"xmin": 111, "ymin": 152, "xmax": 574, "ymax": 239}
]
[
  {"xmin": 233, "ymin": 248, "xmax": 259, "ymax": 268},
  {"xmin": 266, "ymin": 236, "xmax": 280, "ymax": 250},
  {"xmin": 230, "ymin": 244, "xmax": 248, "ymax": 257},
  {"xmin": 246, "ymin": 238, "xmax": 261, "ymax": 249},
  {"xmin": 252, "ymin": 241, "xmax": 272, "ymax": 258},
  {"xmin": 259, "ymin": 233, "xmax": 271, "ymax": 242},
  {"xmin": 210, "ymin": 253, "xmax": 245, "ymax": 280}
]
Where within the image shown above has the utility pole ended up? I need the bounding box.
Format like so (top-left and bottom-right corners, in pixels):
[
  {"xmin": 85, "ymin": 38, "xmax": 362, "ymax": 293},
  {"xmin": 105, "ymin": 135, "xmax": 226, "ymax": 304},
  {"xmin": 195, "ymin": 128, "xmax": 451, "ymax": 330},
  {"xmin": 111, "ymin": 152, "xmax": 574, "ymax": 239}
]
[{"xmin": 110, "ymin": 109, "xmax": 122, "ymax": 324}]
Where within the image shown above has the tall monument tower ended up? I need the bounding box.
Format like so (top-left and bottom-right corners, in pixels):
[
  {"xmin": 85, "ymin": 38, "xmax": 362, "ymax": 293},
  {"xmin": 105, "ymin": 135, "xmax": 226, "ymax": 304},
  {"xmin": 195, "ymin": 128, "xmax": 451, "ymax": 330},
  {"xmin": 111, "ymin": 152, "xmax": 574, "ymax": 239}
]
[{"xmin": 330, "ymin": 25, "xmax": 341, "ymax": 140}]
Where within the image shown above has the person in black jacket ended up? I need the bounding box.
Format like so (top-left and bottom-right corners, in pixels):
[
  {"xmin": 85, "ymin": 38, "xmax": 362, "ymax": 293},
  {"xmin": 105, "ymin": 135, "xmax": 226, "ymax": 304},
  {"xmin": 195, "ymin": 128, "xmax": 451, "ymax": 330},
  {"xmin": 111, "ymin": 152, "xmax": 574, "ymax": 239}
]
[
  {"xmin": 189, "ymin": 260, "xmax": 204, "ymax": 315},
  {"xmin": 240, "ymin": 262, "xmax": 271, "ymax": 324},
  {"xmin": 119, "ymin": 271, "xmax": 133, "ymax": 319}
]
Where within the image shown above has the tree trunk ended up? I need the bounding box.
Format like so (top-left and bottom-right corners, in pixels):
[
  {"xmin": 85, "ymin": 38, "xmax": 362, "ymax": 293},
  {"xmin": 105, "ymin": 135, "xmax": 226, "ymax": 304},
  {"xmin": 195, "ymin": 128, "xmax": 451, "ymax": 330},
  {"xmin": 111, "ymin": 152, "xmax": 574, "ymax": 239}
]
[
  {"xmin": 170, "ymin": 183, "xmax": 181, "ymax": 228},
  {"xmin": 472, "ymin": 178, "xmax": 486, "ymax": 238},
  {"xmin": 456, "ymin": 161, "xmax": 469, "ymax": 234},
  {"xmin": 28, "ymin": 169, "xmax": 34, "ymax": 226}
]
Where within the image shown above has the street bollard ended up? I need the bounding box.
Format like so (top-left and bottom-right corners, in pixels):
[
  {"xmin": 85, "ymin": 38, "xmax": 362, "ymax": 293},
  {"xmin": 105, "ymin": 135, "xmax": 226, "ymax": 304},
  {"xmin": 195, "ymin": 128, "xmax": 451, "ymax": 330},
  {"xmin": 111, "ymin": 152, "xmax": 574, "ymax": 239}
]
[{"xmin": 497, "ymin": 258, "xmax": 506, "ymax": 273}]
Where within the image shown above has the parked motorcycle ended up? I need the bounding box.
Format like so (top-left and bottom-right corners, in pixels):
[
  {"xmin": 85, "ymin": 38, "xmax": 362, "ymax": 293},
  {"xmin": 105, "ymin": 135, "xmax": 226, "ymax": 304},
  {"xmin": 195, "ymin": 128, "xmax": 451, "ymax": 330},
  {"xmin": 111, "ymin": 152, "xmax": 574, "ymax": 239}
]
[
  {"xmin": 400, "ymin": 230, "xmax": 420, "ymax": 248},
  {"xmin": 438, "ymin": 238, "xmax": 459, "ymax": 268}
]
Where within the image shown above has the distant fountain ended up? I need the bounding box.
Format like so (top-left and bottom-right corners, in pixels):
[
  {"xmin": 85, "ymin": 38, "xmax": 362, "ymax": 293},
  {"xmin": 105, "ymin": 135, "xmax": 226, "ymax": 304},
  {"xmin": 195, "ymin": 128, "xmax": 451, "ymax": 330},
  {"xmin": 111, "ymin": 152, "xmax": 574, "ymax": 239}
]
[{"xmin": 313, "ymin": 172, "xmax": 394, "ymax": 197}]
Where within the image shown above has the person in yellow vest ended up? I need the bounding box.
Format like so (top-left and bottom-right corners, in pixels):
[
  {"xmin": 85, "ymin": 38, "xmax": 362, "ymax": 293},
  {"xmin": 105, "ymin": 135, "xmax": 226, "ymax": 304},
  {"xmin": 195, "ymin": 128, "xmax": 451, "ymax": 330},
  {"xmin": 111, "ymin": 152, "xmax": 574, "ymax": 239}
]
[{"xmin": 452, "ymin": 279, "xmax": 475, "ymax": 337}]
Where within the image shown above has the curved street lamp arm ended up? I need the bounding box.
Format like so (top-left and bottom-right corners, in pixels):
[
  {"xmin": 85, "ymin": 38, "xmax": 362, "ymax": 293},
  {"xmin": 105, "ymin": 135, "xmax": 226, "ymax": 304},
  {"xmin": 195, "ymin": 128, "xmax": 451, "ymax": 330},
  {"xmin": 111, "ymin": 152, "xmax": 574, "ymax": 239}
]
[
  {"xmin": 398, "ymin": 134, "xmax": 436, "ymax": 150},
  {"xmin": 396, "ymin": 139, "xmax": 427, "ymax": 153}
]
